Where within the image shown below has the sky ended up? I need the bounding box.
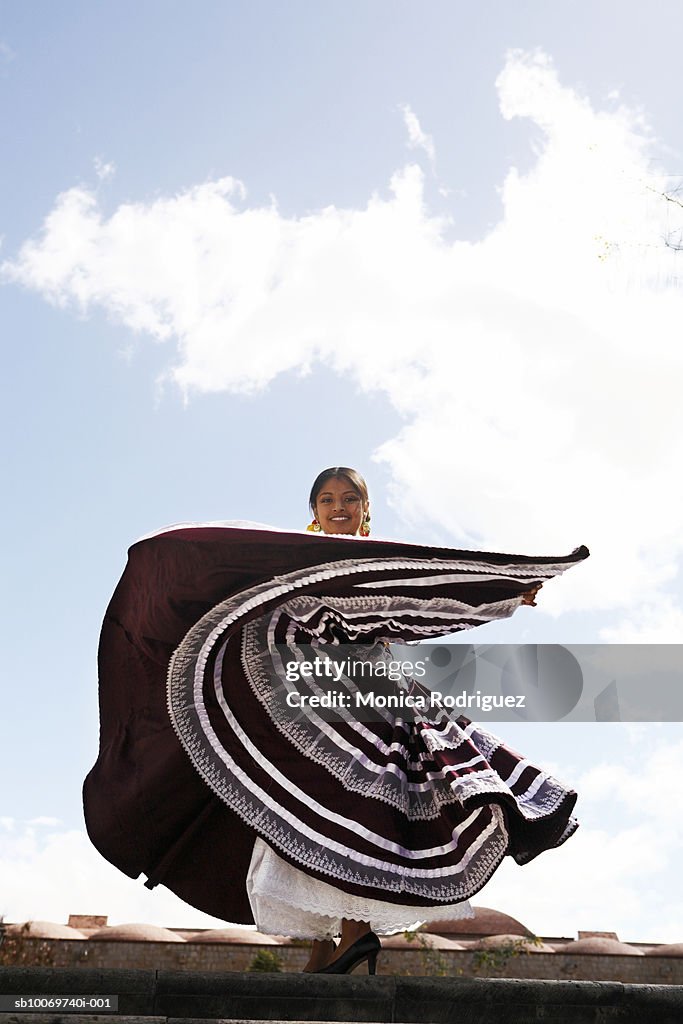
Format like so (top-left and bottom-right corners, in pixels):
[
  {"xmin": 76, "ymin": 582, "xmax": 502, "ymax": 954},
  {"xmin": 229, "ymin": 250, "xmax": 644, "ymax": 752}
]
[{"xmin": 1, "ymin": 0, "xmax": 682, "ymax": 943}]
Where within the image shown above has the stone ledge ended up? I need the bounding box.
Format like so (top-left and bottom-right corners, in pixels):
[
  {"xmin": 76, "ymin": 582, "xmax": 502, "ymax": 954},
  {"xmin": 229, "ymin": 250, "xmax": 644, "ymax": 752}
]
[
  {"xmin": 0, "ymin": 1018, "xmax": 165, "ymax": 1024},
  {"xmin": 0, "ymin": 969, "xmax": 155, "ymax": 1017},
  {"xmin": 1, "ymin": 968, "xmax": 682, "ymax": 1023}
]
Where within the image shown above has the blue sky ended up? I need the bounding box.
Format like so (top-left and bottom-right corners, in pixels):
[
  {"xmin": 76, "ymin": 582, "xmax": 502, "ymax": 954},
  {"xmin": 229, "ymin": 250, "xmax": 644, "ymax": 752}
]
[{"xmin": 1, "ymin": 1, "xmax": 682, "ymax": 942}]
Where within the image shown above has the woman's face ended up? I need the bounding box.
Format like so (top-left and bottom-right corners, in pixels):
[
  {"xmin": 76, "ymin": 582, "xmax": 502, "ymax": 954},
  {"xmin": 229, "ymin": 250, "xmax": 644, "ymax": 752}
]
[{"xmin": 313, "ymin": 476, "xmax": 368, "ymax": 535}]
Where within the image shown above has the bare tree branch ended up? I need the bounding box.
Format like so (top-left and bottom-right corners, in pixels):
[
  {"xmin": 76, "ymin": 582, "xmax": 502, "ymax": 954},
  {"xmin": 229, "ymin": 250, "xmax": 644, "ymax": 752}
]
[{"xmin": 646, "ymin": 184, "xmax": 683, "ymax": 210}]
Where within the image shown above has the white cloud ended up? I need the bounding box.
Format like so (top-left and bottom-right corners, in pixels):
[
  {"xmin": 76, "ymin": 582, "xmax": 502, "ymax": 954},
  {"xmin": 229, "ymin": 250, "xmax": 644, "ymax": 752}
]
[
  {"xmin": 576, "ymin": 740, "xmax": 683, "ymax": 820},
  {"xmin": 400, "ymin": 104, "xmax": 436, "ymax": 166},
  {"xmin": 4, "ymin": 50, "xmax": 683, "ymax": 630},
  {"xmin": 94, "ymin": 157, "xmax": 115, "ymax": 183},
  {"xmin": 601, "ymin": 596, "xmax": 683, "ymax": 642},
  {"xmin": 0, "ymin": 821, "xmax": 231, "ymax": 928}
]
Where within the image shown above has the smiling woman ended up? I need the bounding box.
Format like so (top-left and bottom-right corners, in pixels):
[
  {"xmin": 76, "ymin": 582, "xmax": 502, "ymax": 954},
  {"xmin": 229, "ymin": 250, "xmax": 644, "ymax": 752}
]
[
  {"xmin": 83, "ymin": 469, "xmax": 588, "ymax": 977},
  {"xmin": 307, "ymin": 466, "xmax": 371, "ymax": 537}
]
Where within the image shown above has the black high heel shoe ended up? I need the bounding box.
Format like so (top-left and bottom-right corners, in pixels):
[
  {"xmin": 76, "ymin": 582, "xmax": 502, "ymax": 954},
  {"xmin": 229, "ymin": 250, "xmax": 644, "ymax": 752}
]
[{"xmin": 315, "ymin": 931, "xmax": 381, "ymax": 975}]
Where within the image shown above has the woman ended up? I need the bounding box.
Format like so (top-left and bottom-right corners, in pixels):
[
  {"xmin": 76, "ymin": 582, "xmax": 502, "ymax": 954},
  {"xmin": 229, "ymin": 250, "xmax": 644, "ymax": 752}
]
[
  {"xmin": 83, "ymin": 467, "xmax": 587, "ymax": 976},
  {"xmin": 258, "ymin": 467, "xmax": 546, "ymax": 973}
]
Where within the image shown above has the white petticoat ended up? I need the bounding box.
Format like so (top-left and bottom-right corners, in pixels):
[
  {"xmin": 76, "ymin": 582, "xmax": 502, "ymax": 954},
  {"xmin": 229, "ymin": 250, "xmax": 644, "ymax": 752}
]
[{"xmin": 246, "ymin": 837, "xmax": 476, "ymax": 939}]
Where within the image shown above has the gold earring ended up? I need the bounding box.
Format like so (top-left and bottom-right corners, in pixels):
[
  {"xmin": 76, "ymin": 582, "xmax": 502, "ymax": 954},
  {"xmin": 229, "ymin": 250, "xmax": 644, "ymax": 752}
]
[
  {"xmin": 307, "ymin": 518, "xmax": 322, "ymax": 532},
  {"xmin": 359, "ymin": 511, "xmax": 371, "ymax": 537}
]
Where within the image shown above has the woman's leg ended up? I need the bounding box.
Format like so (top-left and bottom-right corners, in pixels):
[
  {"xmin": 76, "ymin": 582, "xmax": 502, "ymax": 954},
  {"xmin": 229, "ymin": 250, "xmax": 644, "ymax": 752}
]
[
  {"xmin": 334, "ymin": 919, "xmax": 372, "ymax": 957},
  {"xmin": 303, "ymin": 918, "xmax": 376, "ymax": 972},
  {"xmin": 302, "ymin": 938, "xmax": 336, "ymax": 972},
  {"xmin": 303, "ymin": 918, "xmax": 373, "ymax": 971}
]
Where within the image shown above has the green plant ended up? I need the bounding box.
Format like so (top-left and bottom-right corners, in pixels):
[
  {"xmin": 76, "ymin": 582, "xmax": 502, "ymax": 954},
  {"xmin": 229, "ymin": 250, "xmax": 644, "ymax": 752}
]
[
  {"xmin": 402, "ymin": 928, "xmax": 450, "ymax": 977},
  {"xmin": 247, "ymin": 948, "xmax": 283, "ymax": 972},
  {"xmin": 0, "ymin": 919, "xmax": 56, "ymax": 967},
  {"xmin": 472, "ymin": 935, "xmax": 543, "ymax": 975}
]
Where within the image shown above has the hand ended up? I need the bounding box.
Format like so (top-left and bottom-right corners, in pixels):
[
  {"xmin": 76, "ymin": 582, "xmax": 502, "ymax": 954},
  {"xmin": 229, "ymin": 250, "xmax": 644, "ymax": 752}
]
[{"xmin": 521, "ymin": 583, "xmax": 543, "ymax": 606}]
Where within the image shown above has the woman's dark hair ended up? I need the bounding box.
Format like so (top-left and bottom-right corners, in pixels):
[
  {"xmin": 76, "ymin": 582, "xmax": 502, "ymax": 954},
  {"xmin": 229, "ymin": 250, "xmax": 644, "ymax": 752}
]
[{"xmin": 309, "ymin": 467, "xmax": 369, "ymax": 515}]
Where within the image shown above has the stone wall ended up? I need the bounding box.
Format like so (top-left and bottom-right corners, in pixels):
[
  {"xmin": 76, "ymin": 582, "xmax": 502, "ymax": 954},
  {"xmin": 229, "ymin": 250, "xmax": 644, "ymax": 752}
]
[{"xmin": 2, "ymin": 938, "xmax": 681, "ymax": 984}]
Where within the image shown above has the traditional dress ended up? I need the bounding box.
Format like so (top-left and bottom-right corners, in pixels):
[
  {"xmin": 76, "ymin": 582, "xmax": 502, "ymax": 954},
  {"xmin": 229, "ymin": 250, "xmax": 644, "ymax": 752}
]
[{"xmin": 83, "ymin": 522, "xmax": 588, "ymax": 937}]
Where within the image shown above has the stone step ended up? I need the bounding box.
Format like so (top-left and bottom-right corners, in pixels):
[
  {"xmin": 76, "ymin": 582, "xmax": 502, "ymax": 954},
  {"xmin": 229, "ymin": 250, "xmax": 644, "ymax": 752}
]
[
  {"xmin": 0, "ymin": 1019, "xmax": 406, "ymax": 1024},
  {"xmin": 0, "ymin": 968, "xmax": 682, "ymax": 1023}
]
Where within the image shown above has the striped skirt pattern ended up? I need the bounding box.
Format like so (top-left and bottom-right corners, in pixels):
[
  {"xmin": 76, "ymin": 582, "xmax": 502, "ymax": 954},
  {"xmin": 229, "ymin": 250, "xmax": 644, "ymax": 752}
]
[{"xmin": 84, "ymin": 524, "xmax": 588, "ymax": 926}]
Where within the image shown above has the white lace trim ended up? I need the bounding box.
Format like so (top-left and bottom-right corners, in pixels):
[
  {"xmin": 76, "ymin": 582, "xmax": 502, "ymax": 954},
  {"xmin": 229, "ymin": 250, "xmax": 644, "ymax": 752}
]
[{"xmin": 246, "ymin": 838, "xmax": 475, "ymax": 940}]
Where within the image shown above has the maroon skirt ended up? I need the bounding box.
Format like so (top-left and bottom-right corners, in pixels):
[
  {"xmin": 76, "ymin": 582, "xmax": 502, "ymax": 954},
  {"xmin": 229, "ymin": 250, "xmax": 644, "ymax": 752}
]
[{"xmin": 83, "ymin": 524, "xmax": 588, "ymax": 924}]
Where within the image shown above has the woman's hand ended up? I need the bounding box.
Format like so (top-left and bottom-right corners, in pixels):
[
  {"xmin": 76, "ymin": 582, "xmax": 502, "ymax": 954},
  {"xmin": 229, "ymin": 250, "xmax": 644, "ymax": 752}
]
[{"xmin": 521, "ymin": 583, "xmax": 543, "ymax": 606}]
